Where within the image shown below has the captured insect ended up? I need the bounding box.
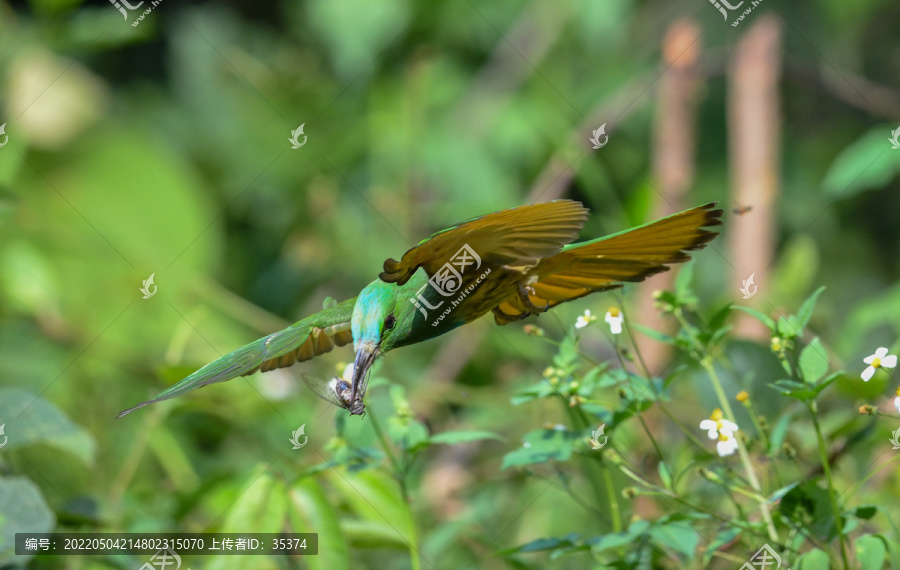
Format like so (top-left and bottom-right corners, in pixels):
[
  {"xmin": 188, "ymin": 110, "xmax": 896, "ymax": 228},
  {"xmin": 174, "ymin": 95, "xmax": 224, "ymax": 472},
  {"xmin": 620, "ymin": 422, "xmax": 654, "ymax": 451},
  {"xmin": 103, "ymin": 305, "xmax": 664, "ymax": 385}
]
[
  {"xmin": 301, "ymin": 372, "xmax": 366, "ymax": 415},
  {"xmin": 732, "ymin": 205, "xmax": 753, "ymax": 215}
]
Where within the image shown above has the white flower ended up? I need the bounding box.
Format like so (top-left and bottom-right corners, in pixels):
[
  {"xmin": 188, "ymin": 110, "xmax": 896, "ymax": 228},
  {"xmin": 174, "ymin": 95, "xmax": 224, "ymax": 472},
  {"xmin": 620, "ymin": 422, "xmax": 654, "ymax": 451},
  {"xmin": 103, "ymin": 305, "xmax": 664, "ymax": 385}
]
[
  {"xmin": 699, "ymin": 408, "xmax": 739, "ymax": 440},
  {"xmin": 894, "ymin": 388, "xmax": 900, "ymax": 414},
  {"xmin": 575, "ymin": 309, "xmax": 597, "ymax": 329},
  {"xmin": 604, "ymin": 307, "xmax": 624, "ymax": 335},
  {"xmin": 716, "ymin": 435, "xmax": 739, "ymax": 457},
  {"xmin": 861, "ymin": 347, "xmax": 897, "ymax": 381}
]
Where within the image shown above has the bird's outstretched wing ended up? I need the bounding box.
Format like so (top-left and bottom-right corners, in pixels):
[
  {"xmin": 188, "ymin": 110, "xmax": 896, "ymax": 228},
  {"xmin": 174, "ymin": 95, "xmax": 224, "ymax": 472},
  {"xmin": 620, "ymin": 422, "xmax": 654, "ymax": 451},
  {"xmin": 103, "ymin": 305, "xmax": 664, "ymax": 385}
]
[
  {"xmin": 493, "ymin": 203, "xmax": 723, "ymax": 323},
  {"xmin": 379, "ymin": 200, "xmax": 588, "ymax": 286},
  {"xmin": 117, "ymin": 297, "xmax": 357, "ymax": 418}
]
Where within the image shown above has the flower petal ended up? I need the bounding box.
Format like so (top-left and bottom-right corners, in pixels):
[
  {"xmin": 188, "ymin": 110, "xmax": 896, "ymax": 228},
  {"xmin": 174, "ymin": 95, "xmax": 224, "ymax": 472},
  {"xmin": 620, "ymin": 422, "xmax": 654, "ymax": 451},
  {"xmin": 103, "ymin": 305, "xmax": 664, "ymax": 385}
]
[
  {"xmin": 717, "ymin": 437, "xmax": 738, "ymax": 457},
  {"xmin": 864, "ymin": 355, "xmax": 876, "ymax": 365},
  {"xmin": 881, "ymin": 355, "xmax": 897, "ymax": 368},
  {"xmin": 895, "ymin": 396, "xmax": 900, "ymax": 414},
  {"xmin": 861, "ymin": 366, "xmax": 876, "ymax": 382},
  {"xmin": 876, "ymin": 347, "xmax": 889, "ymax": 358},
  {"xmin": 606, "ymin": 313, "xmax": 624, "ymax": 335},
  {"xmin": 720, "ymin": 420, "xmax": 739, "ymax": 434},
  {"xmin": 699, "ymin": 420, "xmax": 717, "ymax": 438}
]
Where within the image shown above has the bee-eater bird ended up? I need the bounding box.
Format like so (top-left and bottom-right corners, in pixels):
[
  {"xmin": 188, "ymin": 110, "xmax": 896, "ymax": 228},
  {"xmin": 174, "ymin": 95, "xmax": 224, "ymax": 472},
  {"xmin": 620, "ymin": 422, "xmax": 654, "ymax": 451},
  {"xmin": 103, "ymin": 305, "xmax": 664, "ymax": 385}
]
[{"xmin": 118, "ymin": 200, "xmax": 723, "ymax": 418}]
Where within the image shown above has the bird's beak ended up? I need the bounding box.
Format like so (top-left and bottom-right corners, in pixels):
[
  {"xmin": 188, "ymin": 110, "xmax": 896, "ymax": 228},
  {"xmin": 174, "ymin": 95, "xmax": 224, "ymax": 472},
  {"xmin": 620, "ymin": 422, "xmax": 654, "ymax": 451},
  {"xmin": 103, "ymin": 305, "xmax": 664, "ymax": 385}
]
[{"xmin": 350, "ymin": 342, "xmax": 378, "ymax": 402}]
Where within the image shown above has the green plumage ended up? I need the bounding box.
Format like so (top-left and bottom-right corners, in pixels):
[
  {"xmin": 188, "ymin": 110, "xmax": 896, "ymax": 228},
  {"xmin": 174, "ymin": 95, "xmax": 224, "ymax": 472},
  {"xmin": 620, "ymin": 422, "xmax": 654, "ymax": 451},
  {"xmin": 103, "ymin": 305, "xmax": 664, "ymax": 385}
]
[{"xmin": 119, "ymin": 200, "xmax": 722, "ymax": 417}]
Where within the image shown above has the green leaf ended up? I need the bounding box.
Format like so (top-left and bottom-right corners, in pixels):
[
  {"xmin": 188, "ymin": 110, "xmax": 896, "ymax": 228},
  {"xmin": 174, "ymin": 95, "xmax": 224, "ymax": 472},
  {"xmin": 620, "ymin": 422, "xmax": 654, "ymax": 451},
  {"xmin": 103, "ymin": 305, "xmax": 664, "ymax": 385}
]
[
  {"xmin": 287, "ymin": 478, "xmax": 350, "ymax": 570},
  {"xmin": 779, "ymin": 480, "xmax": 840, "ymax": 542},
  {"xmin": 553, "ymin": 329, "xmax": 580, "ymax": 372},
  {"xmin": 218, "ymin": 469, "xmax": 287, "ymax": 532},
  {"xmin": 789, "ymin": 286, "xmax": 826, "ymax": 334},
  {"xmin": 769, "ymin": 482, "xmax": 798, "ymax": 503},
  {"xmin": 852, "ymin": 505, "xmax": 878, "ymax": 520},
  {"xmin": 769, "ymin": 374, "xmax": 838, "ymax": 401},
  {"xmin": 501, "ymin": 428, "xmax": 580, "ymax": 469},
  {"xmin": 511, "ymin": 380, "xmax": 559, "ymax": 405},
  {"xmin": 776, "ymin": 316, "xmax": 797, "ymax": 338},
  {"xmin": 732, "ymin": 306, "xmax": 775, "ymax": 330},
  {"xmin": 823, "ymin": 126, "xmax": 900, "ymax": 199},
  {"xmin": 701, "ymin": 528, "xmax": 740, "ymax": 566},
  {"xmin": 705, "ymin": 303, "xmax": 733, "ymax": 337},
  {"xmin": 657, "ymin": 462, "xmax": 672, "ymax": 491},
  {"xmin": 0, "ymin": 477, "xmax": 55, "ymax": 567},
  {"xmin": 429, "ymin": 430, "xmax": 502, "ymax": 445},
  {"xmin": 207, "ymin": 468, "xmax": 287, "ymax": 569},
  {"xmin": 856, "ymin": 534, "xmax": 887, "ymax": 570},
  {"xmin": 632, "ymin": 324, "xmax": 678, "ymax": 346},
  {"xmin": 799, "ymin": 338, "xmax": 830, "ymax": 384},
  {"xmin": 328, "ymin": 469, "xmax": 411, "ymax": 543},
  {"xmin": 648, "ymin": 520, "xmax": 699, "ymax": 557},
  {"xmin": 674, "ymin": 262, "xmax": 697, "ymax": 305},
  {"xmin": 0, "ymin": 388, "xmax": 96, "ymax": 465},
  {"xmin": 339, "ymin": 520, "xmax": 410, "ymax": 550},
  {"xmin": 768, "ymin": 414, "xmax": 792, "ymax": 456},
  {"xmin": 588, "ymin": 531, "xmax": 634, "ymax": 553},
  {"xmin": 501, "ymin": 533, "xmax": 580, "ymax": 555},
  {"xmin": 796, "ymin": 548, "xmax": 831, "ymax": 569}
]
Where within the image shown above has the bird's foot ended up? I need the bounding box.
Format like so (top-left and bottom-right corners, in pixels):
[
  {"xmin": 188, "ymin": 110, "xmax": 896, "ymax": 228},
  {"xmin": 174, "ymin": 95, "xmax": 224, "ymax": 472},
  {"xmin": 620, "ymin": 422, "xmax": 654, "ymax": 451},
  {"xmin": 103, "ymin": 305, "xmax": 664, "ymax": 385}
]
[{"xmin": 517, "ymin": 282, "xmax": 549, "ymax": 313}]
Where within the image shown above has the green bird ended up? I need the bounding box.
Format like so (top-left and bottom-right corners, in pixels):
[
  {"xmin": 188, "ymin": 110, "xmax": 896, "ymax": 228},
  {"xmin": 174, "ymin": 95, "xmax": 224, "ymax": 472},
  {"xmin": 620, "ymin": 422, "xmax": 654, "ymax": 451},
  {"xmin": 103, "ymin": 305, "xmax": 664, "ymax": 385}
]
[{"xmin": 118, "ymin": 200, "xmax": 723, "ymax": 418}]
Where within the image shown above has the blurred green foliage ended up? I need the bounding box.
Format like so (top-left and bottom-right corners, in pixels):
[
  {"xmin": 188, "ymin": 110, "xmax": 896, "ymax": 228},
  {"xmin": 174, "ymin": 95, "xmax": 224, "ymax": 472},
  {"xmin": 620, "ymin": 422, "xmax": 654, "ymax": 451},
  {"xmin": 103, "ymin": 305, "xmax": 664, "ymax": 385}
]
[{"xmin": 1, "ymin": 0, "xmax": 900, "ymax": 568}]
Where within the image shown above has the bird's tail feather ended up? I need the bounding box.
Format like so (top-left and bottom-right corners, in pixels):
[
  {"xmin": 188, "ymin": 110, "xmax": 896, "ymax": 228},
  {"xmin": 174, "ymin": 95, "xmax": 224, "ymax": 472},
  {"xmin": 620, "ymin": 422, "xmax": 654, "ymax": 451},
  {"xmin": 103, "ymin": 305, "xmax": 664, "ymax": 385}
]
[{"xmin": 493, "ymin": 203, "xmax": 723, "ymax": 323}]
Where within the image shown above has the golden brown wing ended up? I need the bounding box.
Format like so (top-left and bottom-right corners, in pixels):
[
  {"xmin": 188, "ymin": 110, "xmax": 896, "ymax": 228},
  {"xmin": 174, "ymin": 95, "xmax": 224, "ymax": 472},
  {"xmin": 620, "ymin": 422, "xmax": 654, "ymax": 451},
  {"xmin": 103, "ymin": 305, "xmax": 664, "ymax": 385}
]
[
  {"xmin": 493, "ymin": 203, "xmax": 723, "ymax": 323},
  {"xmin": 379, "ymin": 200, "xmax": 588, "ymax": 286}
]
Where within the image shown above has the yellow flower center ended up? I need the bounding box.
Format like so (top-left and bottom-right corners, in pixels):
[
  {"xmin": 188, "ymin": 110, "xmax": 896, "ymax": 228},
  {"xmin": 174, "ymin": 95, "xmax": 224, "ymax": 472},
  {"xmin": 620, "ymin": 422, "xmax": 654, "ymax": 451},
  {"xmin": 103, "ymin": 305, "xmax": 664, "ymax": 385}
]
[
  {"xmin": 608, "ymin": 307, "xmax": 620, "ymax": 317},
  {"xmin": 896, "ymin": 387, "xmax": 900, "ymax": 397},
  {"xmin": 872, "ymin": 357, "xmax": 882, "ymax": 368},
  {"xmin": 736, "ymin": 391, "xmax": 749, "ymax": 402},
  {"xmin": 710, "ymin": 408, "xmax": 723, "ymax": 422},
  {"xmin": 718, "ymin": 433, "xmax": 729, "ymax": 442}
]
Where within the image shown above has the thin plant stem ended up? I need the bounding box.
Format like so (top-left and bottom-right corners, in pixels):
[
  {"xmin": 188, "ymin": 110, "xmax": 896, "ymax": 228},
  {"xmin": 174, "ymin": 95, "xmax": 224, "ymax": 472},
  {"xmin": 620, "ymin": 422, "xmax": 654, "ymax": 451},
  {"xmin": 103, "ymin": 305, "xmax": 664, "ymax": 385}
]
[
  {"xmin": 617, "ymin": 306, "xmax": 710, "ymax": 452},
  {"xmin": 109, "ymin": 405, "xmax": 165, "ymax": 525},
  {"xmin": 367, "ymin": 406, "xmax": 422, "ymax": 570},
  {"xmin": 668, "ymin": 307, "xmax": 778, "ymax": 541},
  {"xmin": 602, "ymin": 468, "xmax": 622, "ymax": 533},
  {"xmin": 742, "ymin": 398, "xmax": 784, "ymax": 488},
  {"xmin": 701, "ymin": 357, "xmax": 779, "ymax": 542},
  {"xmin": 567, "ymin": 404, "xmax": 623, "ymax": 533},
  {"xmin": 607, "ymin": 331, "xmax": 667, "ymax": 463},
  {"xmin": 809, "ymin": 402, "xmax": 849, "ymax": 569}
]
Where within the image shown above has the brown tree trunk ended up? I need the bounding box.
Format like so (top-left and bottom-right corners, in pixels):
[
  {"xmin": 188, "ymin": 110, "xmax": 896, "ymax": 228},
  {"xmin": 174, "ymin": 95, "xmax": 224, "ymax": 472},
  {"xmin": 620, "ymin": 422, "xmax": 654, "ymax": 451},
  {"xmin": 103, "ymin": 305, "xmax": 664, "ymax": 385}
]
[
  {"xmin": 634, "ymin": 19, "xmax": 703, "ymax": 374},
  {"xmin": 728, "ymin": 16, "xmax": 782, "ymax": 340}
]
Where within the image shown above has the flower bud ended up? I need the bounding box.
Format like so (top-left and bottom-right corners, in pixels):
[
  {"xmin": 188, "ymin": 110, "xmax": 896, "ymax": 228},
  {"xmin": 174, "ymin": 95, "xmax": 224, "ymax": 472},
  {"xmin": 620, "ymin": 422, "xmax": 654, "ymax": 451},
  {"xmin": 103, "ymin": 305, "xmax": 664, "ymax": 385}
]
[{"xmin": 524, "ymin": 324, "xmax": 545, "ymax": 337}]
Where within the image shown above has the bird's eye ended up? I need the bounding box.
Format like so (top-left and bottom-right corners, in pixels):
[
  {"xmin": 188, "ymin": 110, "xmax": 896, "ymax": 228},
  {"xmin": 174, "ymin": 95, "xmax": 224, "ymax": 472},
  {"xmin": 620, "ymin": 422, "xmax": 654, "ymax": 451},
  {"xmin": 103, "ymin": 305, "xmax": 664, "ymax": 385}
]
[{"xmin": 384, "ymin": 315, "xmax": 396, "ymax": 330}]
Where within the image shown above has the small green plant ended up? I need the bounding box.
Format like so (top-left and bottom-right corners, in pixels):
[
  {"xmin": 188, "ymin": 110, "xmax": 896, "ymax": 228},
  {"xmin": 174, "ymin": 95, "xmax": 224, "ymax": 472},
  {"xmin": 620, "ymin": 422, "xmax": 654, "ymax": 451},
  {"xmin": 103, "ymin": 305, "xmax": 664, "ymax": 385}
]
[{"xmin": 484, "ymin": 266, "xmax": 900, "ymax": 568}]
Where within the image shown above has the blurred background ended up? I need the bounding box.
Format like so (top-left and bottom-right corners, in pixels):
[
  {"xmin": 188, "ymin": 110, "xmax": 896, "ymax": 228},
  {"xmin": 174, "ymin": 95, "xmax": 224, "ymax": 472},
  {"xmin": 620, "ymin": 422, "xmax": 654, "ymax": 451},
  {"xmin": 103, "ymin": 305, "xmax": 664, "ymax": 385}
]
[{"xmin": 1, "ymin": 0, "xmax": 900, "ymax": 568}]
